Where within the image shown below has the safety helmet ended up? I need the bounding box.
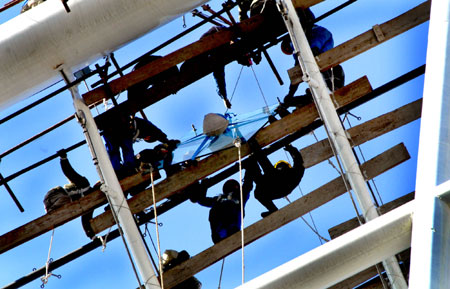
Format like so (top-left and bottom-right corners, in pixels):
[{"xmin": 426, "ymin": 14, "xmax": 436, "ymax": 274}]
[
  {"xmin": 222, "ymin": 179, "xmax": 239, "ymax": 194},
  {"xmin": 274, "ymin": 160, "xmax": 292, "ymax": 170},
  {"xmin": 162, "ymin": 249, "xmax": 179, "ymax": 267}
]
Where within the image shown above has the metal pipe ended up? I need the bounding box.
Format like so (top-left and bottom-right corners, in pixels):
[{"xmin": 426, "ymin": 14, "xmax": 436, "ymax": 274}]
[
  {"xmin": 279, "ymin": 0, "xmax": 408, "ymax": 288},
  {"xmin": 62, "ymin": 67, "xmax": 160, "ymax": 289},
  {"xmin": 237, "ymin": 201, "xmax": 414, "ymax": 289},
  {"xmin": 0, "ymin": 172, "xmax": 23, "ymax": 212},
  {"xmin": 0, "ymin": 0, "xmax": 211, "ymax": 109}
]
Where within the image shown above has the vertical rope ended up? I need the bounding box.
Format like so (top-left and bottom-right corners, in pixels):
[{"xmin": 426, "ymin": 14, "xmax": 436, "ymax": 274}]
[
  {"xmin": 250, "ymin": 65, "xmax": 269, "ymax": 108},
  {"xmin": 217, "ymin": 258, "xmax": 226, "ymax": 289},
  {"xmin": 40, "ymin": 229, "xmax": 55, "ymax": 286},
  {"xmin": 234, "ymin": 138, "xmax": 245, "ymax": 285},
  {"xmin": 150, "ymin": 168, "xmax": 164, "ymax": 288}
]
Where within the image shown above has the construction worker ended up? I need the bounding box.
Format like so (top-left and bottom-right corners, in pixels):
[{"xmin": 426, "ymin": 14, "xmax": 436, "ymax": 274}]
[
  {"xmin": 190, "ymin": 160, "xmax": 256, "ymax": 244},
  {"xmin": 127, "ymin": 54, "xmax": 179, "ymax": 101},
  {"xmin": 161, "ymin": 249, "xmax": 202, "ymax": 288},
  {"xmin": 281, "ymin": 20, "xmax": 345, "ymax": 107},
  {"xmin": 43, "ymin": 149, "xmax": 96, "ymax": 238},
  {"xmin": 135, "ymin": 141, "xmax": 181, "ymax": 177},
  {"xmin": 101, "ymin": 114, "xmax": 179, "ymax": 179},
  {"xmin": 180, "ymin": 26, "xmax": 233, "ymax": 109},
  {"xmin": 249, "ymin": 139, "xmax": 305, "ymax": 218}
]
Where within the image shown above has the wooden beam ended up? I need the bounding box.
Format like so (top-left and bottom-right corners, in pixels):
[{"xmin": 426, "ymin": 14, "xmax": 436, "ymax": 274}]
[
  {"xmin": 288, "ymin": 1, "xmax": 430, "ymax": 85},
  {"xmin": 0, "ymin": 171, "xmax": 153, "ymax": 254},
  {"xmin": 328, "ymin": 193, "xmax": 414, "ymax": 289},
  {"xmin": 302, "ymin": 98, "xmax": 422, "ymax": 167},
  {"xmin": 163, "ymin": 143, "xmax": 411, "ymax": 288},
  {"xmin": 89, "ymin": 76, "xmax": 372, "ymax": 234}
]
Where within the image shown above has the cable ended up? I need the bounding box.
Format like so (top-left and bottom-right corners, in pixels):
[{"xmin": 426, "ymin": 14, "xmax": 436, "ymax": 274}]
[
  {"xmin": 234, "ymin": 137, "xmax": 245, "ymax": 285},
  {"xmin": 150, "ymin": 168, "xmax": 164, "ymax": 288}
]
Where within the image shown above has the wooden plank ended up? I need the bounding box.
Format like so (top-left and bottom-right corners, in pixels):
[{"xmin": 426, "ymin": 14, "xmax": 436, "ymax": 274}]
[
  {"xmin": 288, "ymin": 1, "xmax": 431, "ymax": 85},
  {"xmin": 89, "ymin": 76, "xmax": 372, "ymax": 234},
  {"xmin": 302, "ymin": 98, "xmax": 422, "ymax": 167},
  {"xmin": 163, "ymin": 143, "xmax": 411, "ymax": 288},
  {"xmin": 0, "ymin": 171, "xmax": 153, "ymax": 254}
]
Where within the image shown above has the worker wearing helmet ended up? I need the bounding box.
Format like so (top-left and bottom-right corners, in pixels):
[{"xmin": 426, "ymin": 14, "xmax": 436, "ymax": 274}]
[
  {"xmin": 249, "ymin": 140, "xmax": 305, "ymax": 218},
  {"xmin": 161, "ymin": 249, "xmax": 202, "ymax": 289},
  {"xmin": 191, "ymin": 160, "xmax": 257, "ymax": 244}
]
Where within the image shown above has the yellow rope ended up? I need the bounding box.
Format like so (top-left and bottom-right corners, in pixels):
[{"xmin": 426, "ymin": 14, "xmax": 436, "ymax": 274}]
[
  {"xmin": 234, "ymin": 137, "xmax": 245, "ymax": 285},
  {"xmin": 150, "ymin": 167, "xmax": 164, "ymax": 289}
]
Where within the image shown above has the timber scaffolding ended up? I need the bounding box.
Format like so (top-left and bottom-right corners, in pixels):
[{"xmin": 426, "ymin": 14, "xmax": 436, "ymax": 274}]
[{"xmin": 0, "ymin": 0, "xmax": 429, "ymax": 288}]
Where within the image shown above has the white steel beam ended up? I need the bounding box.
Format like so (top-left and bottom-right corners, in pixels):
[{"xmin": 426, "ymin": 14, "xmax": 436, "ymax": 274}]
[
  {"xmin": 277, "ymin": 1, "xmax": 408, "ymax": 288},
  {"xmin": 237, "ymin": 201, "xmax": 413, "ymax": 289},
  {"xmin": 0, "ymin": 0, "xmax": 208, "ymax": 109},
  {"xmin": 62, "ymin": 67, "xmax": 160, "ymax": 289},
  {"xmin": 410, "ymin": 0, "xmax": 450, "ymax": 287}
]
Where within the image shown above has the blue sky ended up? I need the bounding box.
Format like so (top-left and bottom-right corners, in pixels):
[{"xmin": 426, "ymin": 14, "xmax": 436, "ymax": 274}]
[{"xmin": 0, "ymin": 0, "xmax": 428, "ymax": 288}]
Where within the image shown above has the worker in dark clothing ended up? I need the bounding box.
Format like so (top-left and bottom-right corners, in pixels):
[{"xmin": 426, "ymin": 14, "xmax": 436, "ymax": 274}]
[
  {"xmin": 135, "ymin": 141, "xmax": 181, "ymax": 177},
  {"xmin": 127, "ymin": 54, "xmax": 179, "ymax": 102},
  {"xmin": 281, "ymin": 23, "xmax": 345, "ymax": 107},
  {"xmin": 180, "ymin": 26, "xmax": 233, "ymax": 109},
  {"xmin": 190, "ymin": 161, "xmax": 256, "ymax": 244},
  {"xmin": 161, "ymin": 249, "xmax": 202, "ymax": 289},
  {"xmin": 43, "ymin": 150, "xmax": 96, "ymax": 238},
  {"xmin": 101, "ymin": 114, "xmax": 179, "ymax": 179},
  {"xmin": 249, "ymin": 140, "xmax": 305, "ymax": 218}
]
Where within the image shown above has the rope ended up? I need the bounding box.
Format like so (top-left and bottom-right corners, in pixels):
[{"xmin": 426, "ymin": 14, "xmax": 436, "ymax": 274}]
[
  {"xmin": 343, "ymin": 115, "xmax": 384, "ymax": 207},
  {"xmin": 250, "ymin": 65, "xmax": 269, "ymax": 108},
  {"xmin": 40, "ymin": 229, "xmax": 56, "ymax": 287},
  {"xmin": 225, "ymin": 65, "xmax": 245, "ymax": 114},
  {"xmin": 284, "ymin": 196, "xmax": 329, "ymax": 243},
  {"xmin": 142, "ymin": 223, "xmax": 161, "ymax": 272},
  {"xmin": 282, "ymin": 151, "xmax": 328, "ymax": 244},
  {"xmin": 150, "ymin": 167, "xmax": 164, "ymax": 288},
  {"xmin": 234, "ymin": 137, "xmax": 245, "ymax": 285},
  {"xmin": 309, "ymin": 107, "xmax": 364, "ymax": 225},
  {"xmin": 217, "ymin": 258, "xmax": 226, "ymax": 289}
]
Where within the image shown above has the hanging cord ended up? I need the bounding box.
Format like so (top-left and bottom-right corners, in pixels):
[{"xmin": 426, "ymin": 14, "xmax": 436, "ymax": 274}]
[
  {"xmin": 250, "ymin": 65, "xmax": 270, "ymax": 109},
  {"xmin": 234, "ymin": 137, "xmax": 245, "ymax": 285},
  {"xmin": 143, "ymin": 223, "xmax": 162, "ymax": 271},
  {"xmin": 282, "ymin": 151, "xmax": 329, "ymax": 244},
  {"xmin": 39, "ymin": 229, "xmax": 61, "ymax": 288},
  {"xmin": 343, "ymin": 115, "xmax": 384, "ymax": 207},
  {"xmin": 284, "ymin": 195, "xmax": 329, "ymax": 243},
  {"xmin": 309, "ymin": 112, "xmax": 364, "ymax": 225},
  {"xmin": 225, "ymin": 65, "xmax": 245, "ymax": 114},
  {"xmin": 149, "ymin": 166, "xmax": 164, "ymax": 288},
  {"xmin": 217, "ymin": 258, "xmax": 226, "ymax": 289},
  {"xmin": 331, "ymin": 71, "xmax": 387, "ymax": 289}
]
